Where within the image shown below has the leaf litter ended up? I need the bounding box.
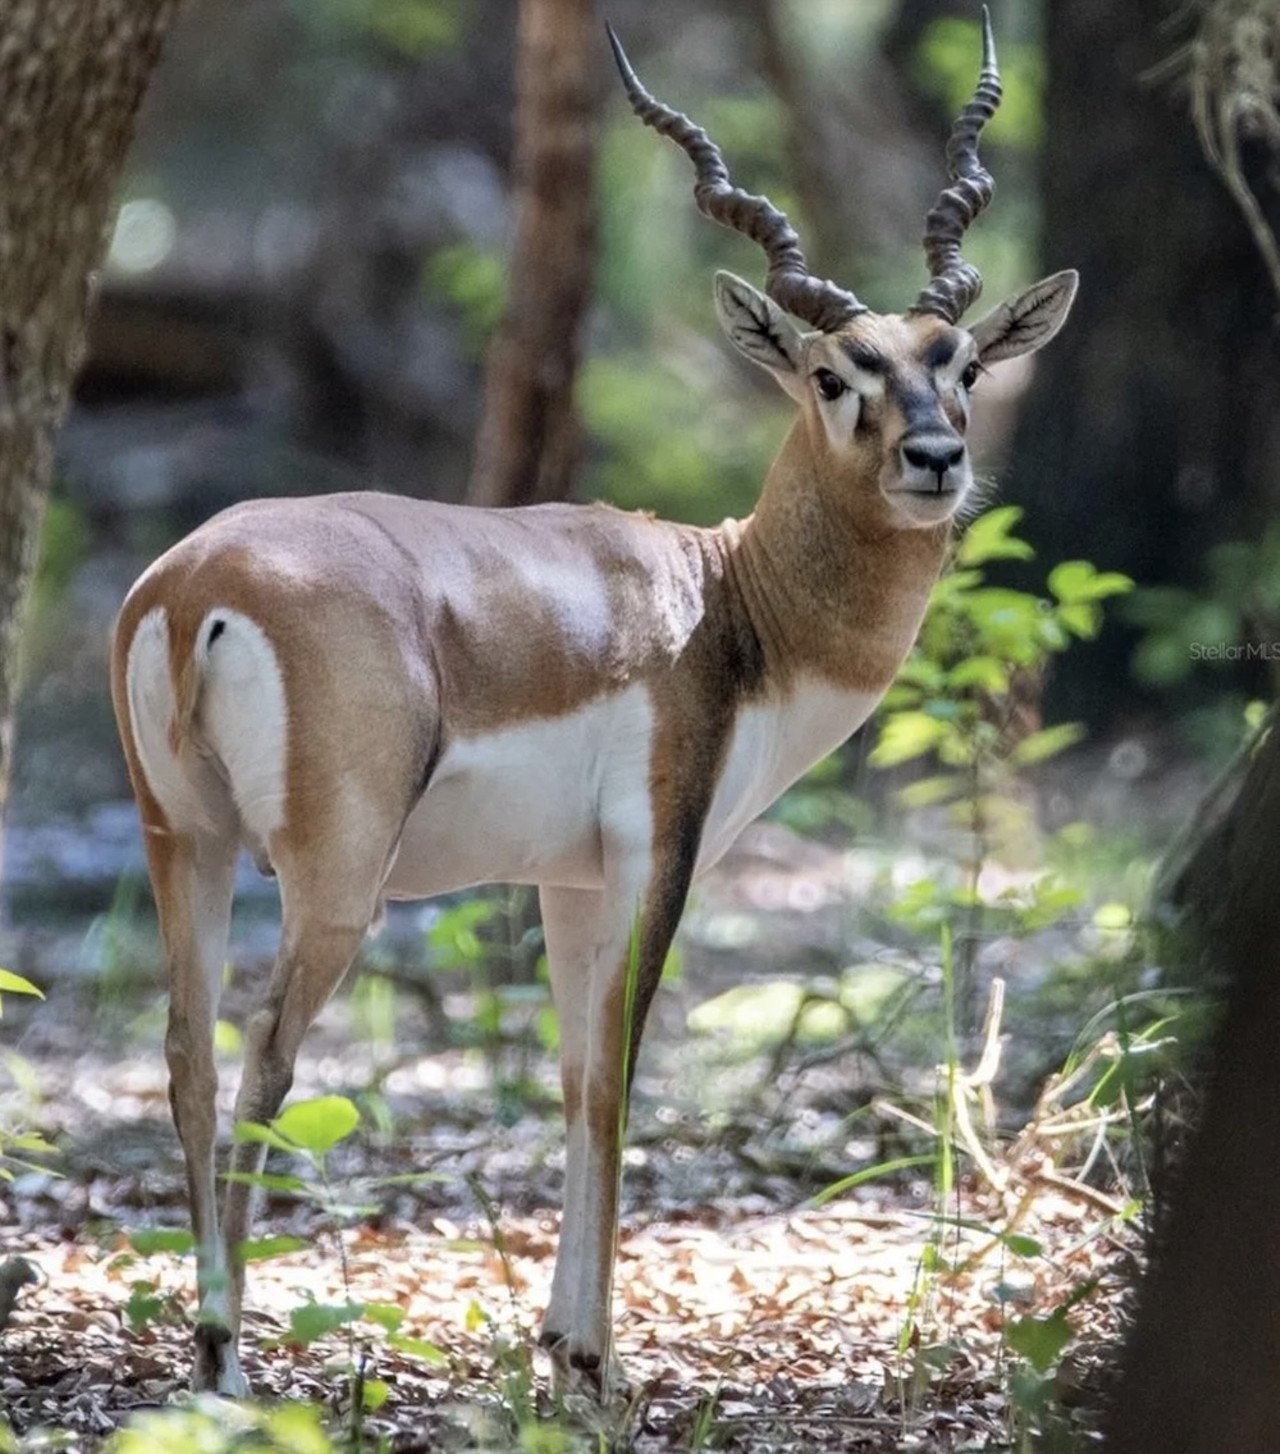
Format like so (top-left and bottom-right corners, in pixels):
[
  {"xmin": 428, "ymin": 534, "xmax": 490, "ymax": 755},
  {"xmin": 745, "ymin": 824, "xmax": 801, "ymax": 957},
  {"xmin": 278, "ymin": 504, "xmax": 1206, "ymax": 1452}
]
[{"xmin": 0, "ymin": 822, "xmax": 1143, "ymax": 1449}]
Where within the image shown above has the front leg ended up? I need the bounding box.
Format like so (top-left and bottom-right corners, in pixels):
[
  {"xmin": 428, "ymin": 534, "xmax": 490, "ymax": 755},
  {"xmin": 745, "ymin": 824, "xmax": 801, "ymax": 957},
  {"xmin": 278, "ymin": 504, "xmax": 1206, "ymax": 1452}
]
[{"xmin": 540, "ymin": 828, "xmax": 699, "ymax": 1397}]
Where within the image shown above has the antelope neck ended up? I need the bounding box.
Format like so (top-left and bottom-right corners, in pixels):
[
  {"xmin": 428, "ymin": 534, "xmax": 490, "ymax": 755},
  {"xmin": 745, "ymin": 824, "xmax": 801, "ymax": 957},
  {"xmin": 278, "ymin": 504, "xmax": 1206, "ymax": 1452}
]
[{"xmin": 716, "ymin": 421, "xmax": 950, "ymax": 695}]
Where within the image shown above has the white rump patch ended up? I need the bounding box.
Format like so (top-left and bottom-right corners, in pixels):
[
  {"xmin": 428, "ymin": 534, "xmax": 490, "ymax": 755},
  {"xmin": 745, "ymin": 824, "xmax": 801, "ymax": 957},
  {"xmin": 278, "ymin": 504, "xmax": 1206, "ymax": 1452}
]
[
  {"xmin": 125, "ymin": 606, "xmax": 288, "ymax": 847},
  {"xmin": 197, "ymin": 609, "xmax": 288, "ymax": 848},
  {"xmin": 127, "ymin": 607, "xmax": 209, "ymax": 833}
]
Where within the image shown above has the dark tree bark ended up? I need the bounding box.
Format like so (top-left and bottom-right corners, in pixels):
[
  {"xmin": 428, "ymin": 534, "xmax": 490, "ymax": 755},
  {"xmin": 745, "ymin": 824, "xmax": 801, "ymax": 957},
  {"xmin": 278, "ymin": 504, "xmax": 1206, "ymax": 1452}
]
[
  {"xmin": 1009, "ymin": 0, "xmax": 1280, "ymax": 723},
  {"xmin": 0, "ymin": 0, "xmax": 179, "ymax": 871},
  {"xmin": 1102, "ymin": 717, "xmax": 1280, "ymax": 1451},
  {"xmin": 466, "ymin": 0, "xmax": 603, "ymax": 509}
]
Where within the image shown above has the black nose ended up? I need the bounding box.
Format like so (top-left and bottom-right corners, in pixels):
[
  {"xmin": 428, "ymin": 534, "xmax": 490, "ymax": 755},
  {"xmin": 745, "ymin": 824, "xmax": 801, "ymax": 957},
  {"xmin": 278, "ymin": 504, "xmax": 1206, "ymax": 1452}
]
[{"xmin": 902, "ymin": 438, "xmax": 965, "ymax": 476}]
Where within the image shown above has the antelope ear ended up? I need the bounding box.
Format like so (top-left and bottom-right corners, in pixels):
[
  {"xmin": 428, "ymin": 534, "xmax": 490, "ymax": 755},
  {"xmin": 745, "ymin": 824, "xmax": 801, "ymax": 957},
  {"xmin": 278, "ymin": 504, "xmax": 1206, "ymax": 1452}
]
[
  {"xmin": 714, "ymin": 272, "xmax": 807, "ymax": 396},
  {"xmin": 970, "ymin": 270, "xmax": 1079, "ymax": 364}
]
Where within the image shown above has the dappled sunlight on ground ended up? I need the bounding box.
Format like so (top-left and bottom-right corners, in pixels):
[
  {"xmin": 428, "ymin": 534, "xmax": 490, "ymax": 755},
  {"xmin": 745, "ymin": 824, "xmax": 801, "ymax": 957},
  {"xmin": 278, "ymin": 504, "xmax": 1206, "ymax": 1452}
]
[{"xmin": 2, "ymin": 1180, "xmax": 1130, "ymax": 1450}]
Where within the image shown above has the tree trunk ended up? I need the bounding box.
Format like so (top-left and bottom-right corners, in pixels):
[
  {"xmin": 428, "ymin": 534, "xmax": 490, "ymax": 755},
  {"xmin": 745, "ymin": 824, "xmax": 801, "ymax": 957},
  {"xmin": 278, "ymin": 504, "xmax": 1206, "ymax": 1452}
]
[
  {"xmin": 1009, "ymin": 0, "xmax": 1280, "ymax": 723},
  {"xmin": 1102, "ymin": 716, "xmax": 1280, "ymax": 1451},
  {"xmin": 0, "ymin": 0, "xmax": 179, "ymax": 871},
  {"xmin": 466, "ymin": 0, "xmax": 602, "ymax": 509}
]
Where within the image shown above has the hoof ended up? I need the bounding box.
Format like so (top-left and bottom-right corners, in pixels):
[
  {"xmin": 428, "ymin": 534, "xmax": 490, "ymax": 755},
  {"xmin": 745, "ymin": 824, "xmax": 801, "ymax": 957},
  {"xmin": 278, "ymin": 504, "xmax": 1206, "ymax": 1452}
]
[
  {"xmin": 192, "ymin": 1322, "xmax": 250, "ymax": 1398},
  {"xmin": 539, "ymin": 1328, "xmax": 632, "ymax": 1404}
]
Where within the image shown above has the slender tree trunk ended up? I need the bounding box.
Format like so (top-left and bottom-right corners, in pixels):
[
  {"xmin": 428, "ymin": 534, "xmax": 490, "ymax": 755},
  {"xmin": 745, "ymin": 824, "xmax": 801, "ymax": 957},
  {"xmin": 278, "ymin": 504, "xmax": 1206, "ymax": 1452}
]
[
  {"xmin": 1103, "ymin": 717, "xmax": 1280, "ymax": 1451},
  {"xmin": 466, "ymin": 0, "xmax": 602, "ymax": 509},
  {"xmin": 0, "ymin": 0, "xmax": 179, "ymax": 873}
]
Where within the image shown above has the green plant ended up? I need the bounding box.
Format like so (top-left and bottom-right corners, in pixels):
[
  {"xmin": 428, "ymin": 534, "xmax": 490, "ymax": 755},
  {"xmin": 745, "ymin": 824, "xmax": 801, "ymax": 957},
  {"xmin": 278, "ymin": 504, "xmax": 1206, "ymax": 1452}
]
[
  {"xmin": 0, "ymin": 970, "xmax": 56, "ymax": 1184},
  {"xmin": 427, "ymin": 893, "xmax": 554, "ymax": 1120},
  {"xmin": 815, "ymin": 517, "xmax": 1139, "ymax": 1437},
  {"xmin": 873, "ymin": 508, "xmax": 1131, "ymax": 983},
  {"xmin": 876, "ymin": 507, "xmax": 1131, "ymax": 781},
  {"xmin": 232, "ymin": 1095, "xmax": 445, "ymax": 1363},
  {"xmin": 109, "ymin": 1396, "xmax": 334, "ymax": 1454}
]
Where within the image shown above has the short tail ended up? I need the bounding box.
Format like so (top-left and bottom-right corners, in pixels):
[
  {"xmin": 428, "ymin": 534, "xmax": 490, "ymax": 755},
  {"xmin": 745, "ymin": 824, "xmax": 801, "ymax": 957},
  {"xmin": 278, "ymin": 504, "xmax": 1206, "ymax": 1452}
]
[{"xmin": 166, "ymin": 614, "xmax": 218, "ymax": 757}]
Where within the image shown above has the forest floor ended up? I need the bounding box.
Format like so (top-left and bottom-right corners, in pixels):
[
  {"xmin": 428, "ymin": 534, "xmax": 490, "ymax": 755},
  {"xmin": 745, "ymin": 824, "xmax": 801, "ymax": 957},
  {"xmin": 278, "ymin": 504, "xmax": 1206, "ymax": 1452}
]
[
  {"xmin": 1, "ymin": 1189, "xmax": 1130, "ymax": 1452},
  {"xmin": 0, "ymin": 809, "xmax": 1157, "ymax": 1451}
]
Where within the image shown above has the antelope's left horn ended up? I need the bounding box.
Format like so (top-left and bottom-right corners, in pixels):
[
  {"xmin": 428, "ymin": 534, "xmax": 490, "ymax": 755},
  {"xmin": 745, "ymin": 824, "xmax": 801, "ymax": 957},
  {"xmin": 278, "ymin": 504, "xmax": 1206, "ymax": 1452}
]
[
  {"xmin": 607, "ymin": 23, "xmax": 866, "ymax": 332},
  {"xmin": 910, "ymin": 5, "xmax": 1002, "ymax": 324}
]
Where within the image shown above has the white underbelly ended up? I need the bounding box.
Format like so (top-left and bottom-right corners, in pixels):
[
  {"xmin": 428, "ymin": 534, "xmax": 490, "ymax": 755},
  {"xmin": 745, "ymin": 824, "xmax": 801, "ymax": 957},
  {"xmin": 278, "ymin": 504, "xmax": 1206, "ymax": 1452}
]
[
  {"xmin": 382, "ymin": 678, "xmax": 880, "ymax": 901},
  {"xmin": 383, "ymin": 684, "xmax": 653, "ymax": 899}
]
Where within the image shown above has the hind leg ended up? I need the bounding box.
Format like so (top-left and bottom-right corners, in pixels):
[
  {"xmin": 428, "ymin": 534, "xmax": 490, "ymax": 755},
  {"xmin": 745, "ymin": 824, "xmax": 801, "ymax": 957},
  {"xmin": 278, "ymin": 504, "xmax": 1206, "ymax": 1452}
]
[
  {"xmin": 144, "ymin": 822, "xmax": 242, "ymax": 1393},
  {"xmin": 218, "ymin": 827, "xmax": 399, "ymax": 1347}
]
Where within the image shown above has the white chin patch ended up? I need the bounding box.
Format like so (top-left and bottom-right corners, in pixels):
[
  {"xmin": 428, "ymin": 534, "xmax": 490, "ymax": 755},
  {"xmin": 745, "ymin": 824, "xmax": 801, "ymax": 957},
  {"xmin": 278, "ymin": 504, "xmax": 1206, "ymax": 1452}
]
[{"xmin": 892, "ymin": 489, "xmax": 965, "ymax": 526}]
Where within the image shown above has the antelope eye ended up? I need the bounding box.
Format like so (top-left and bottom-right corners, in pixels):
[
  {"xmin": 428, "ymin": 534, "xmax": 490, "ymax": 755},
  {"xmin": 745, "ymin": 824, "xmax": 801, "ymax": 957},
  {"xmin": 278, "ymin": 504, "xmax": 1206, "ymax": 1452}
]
[
  {"xmin": 961, "ymin": 360, "xmax": 982, "ymax": 390},
  {"xmin": 814, "ymin": 368, "xmax": 847, "ymax": 401}
]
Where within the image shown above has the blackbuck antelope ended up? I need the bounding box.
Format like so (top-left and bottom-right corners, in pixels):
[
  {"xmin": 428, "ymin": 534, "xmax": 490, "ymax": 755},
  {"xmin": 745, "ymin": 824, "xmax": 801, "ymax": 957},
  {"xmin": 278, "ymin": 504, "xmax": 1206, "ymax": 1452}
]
[{"xmin": 111, "ymin": 13, "xmax": 1076, "ymax": 1397}]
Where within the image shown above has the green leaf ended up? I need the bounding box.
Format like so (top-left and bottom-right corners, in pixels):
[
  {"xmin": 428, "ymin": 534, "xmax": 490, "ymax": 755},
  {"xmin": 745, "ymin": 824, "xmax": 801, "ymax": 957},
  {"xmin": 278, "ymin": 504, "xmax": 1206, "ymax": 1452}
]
[
  {"xmin": 960, "ymin": 587, "xmax": 1053, "ymax": 662},
  {"xmin": 222, "ymin": 1170, "xmax": 310, "ymax": 1194},
  {"xmin": 897, "ymin": 774, "xmax": 964, "ymax": 809},
  {"xmin": 233, "ymin": 1120, "xmax": 296, "ymax": 1154},
  {"xmin": 871, "ymin": 711, "xmax": 949, "ymax": 767},
  {"xmin": 124, "ymin": 1282, "xmax": 169, "ymax": 1331},
  {"xmin": 946, "ymin": 655, "xmax": 1010, "ymax": 693},
  {"xmin": 213, "ymin": 1019, "xmax": 242, "ymax": 1056},
  {"xmin": 263, "ymin": 1402, "xmax": 331, "ymax": 1454},
  {"xmin": 1132, "ymin": 632, "xmax": 1194, "ymax": 686},
  {"xmin": 957, "ymin": 505, "xmax": 1034, "ymax": 566},
  {"xmin": 1006, "ymin": 1306, "xmax": 1073, "ymax": 1373},
  {"xmin": 362, "ymin": 1302, "xmax": 406, "ymax": 1333},
  {"xmin": 1056, "ymin": 601, "xmax": 1101, "ymax": 639},
  {"xmin": 1010, "ymin": 723, "xmax": 1085, "ymax": 766},
  {"xmin": 896, "ymin": 654, "xmax": 950, "ymax": 692},
  {"xmin": 1048, "ymin": 560, "xmax": 1133, "ymax": 604},
  {"xmin": 5, "ymin": 1131, "xmax": 56, "ymax": 1155},
  {"xmin": 810, "ymin": 1155, "xmax": 938, "ymax": 1208},
  {"xmin": 129, "ymin": 1228, "xmax": 196, "ymax": 1257},
  {"xmin": 362, "ymin": 1377, "xmax": 390, "ymax": 1411},
  {"xmin": 368, "ymin": 1170, "xmax": 457, "ymax": 1188},
  {"xmin": 1123, "ymin": 583, "xmax": 1198, "ymax": 628},
  {"xmin": 1019, "ymin": 877, "xmax": 1085, "ymax": 931},
  {"xmin": 424, "ymin": 243, "xmax": 506, "ymax": 348},
  {"xmin": 236, "ymin": 1234, "xmax": 308, "ymax": 1263},
  {"xmin": 1046, "ymin": 560, "xmax": 1096, "ymax": 603},
  {"xmin": 0, "ymin": 969, "xmax": 43, "ymax": 999},
  {"xmin": 288, "ymin": 1300, "xmax": 365, "ymax": 1344},
  {"xmin": 387, "ymin": 1332, "xmax": 450, "ymax": 1364},
  {"xmin": 272, "ymin": 1095, "xmax": 360, "ymax": 1155},
  {"xmin": 1001, "ymin": 1232, "xmax": 1044, "ymax": 1259}
]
